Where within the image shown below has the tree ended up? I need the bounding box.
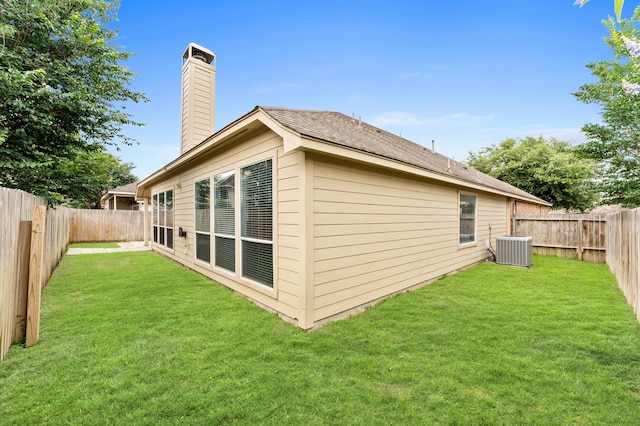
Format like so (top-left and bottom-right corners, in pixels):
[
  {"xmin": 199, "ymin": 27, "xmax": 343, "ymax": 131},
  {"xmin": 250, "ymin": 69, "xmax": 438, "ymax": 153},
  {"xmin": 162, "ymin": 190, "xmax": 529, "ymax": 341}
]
[
  {"xmin": 56, "ymin": 148, "xmax": 138, "ymax": 209},
  {"xmin": 466, "ymin": 136, "xmax": 599, "ymax": 212},
  {"xmin": 0, "ymin": 0, "xmax": 146, "ymax": 203},
  {"xmin": 574, "ymin": 8, "xmax": 640, "ymax": 207}
]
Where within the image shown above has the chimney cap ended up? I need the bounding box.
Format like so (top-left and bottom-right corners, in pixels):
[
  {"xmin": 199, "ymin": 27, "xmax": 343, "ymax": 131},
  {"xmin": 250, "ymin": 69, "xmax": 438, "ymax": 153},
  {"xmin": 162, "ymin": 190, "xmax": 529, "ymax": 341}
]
[{"xmin": 183, "ymin": 42, "xmax": 215, "ymax": 65}]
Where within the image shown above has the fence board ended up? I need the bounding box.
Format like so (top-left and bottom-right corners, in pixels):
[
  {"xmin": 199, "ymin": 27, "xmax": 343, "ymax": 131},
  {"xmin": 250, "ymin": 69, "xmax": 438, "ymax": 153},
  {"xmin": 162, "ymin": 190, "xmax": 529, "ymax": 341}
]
[
  {"xmin": 26, "ymin": 206, "xmax": 46, "ymax": 347},
  {"xmin": 14, "ymin": 221, "xmax": 32, "ymax": 342},
  {"xmin": 513, "ymin": 215, "xmax": 607, "ymax": 263}
]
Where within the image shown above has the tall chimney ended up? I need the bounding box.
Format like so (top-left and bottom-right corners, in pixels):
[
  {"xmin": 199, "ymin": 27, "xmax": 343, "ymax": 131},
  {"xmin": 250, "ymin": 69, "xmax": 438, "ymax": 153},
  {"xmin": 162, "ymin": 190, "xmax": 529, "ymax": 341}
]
[{"xmin": 181, "ymin": 43, "xmax": 216, "ymax": 154}]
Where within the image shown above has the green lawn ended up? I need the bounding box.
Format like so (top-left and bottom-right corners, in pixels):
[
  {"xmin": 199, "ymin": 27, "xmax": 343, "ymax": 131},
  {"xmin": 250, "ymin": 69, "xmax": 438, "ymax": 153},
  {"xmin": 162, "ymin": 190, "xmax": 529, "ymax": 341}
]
[
  {"xmin": 2, "ymin": 253, "xmax": 640, "ymax": 425},
  {"xmin": 68, "ymin": 242, "xmax": 121, "ymax": 249}
]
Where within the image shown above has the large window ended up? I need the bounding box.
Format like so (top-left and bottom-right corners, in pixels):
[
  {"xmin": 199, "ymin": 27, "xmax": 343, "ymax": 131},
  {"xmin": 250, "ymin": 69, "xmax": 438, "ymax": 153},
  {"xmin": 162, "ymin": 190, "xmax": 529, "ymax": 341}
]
[
  {"xmin": 241, "ymin": 159, "xmax": 273, "ymax": 287},
  {"xmin": 214, "ymin": 171, "xmax": 235, "ymax": 272},
  {"xmin": 153, "ymin": 189, "xmax": 174, "ymax": 249},
  {"xmin": 459, "ymin": 194, "xmax": 476, "ymax": 245},
  {"xmin": 195, "ymin": 179, "xmax": 211, "ymax": 263}
]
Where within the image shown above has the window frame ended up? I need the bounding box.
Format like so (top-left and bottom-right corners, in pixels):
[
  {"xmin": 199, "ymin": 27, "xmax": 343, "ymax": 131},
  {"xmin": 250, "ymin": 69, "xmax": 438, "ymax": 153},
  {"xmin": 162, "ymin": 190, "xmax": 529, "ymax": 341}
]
[
  {"xmin": 152, "ymin": 188, "xmax": 174, "ymax": 251},
  {"xmin": 239, "ymin": 158, "xmax": 274, "ymax": 288},
  {"xmin": 194, "ymin": 178, "xmax": 212, "ymax": 264},
  {"xmin": 213, "ymin": 170, "xmax": 236, "ymax": 274},
  {"xmin": 458, "ymin": 192, "xmax": 477, "ymax": 246}
]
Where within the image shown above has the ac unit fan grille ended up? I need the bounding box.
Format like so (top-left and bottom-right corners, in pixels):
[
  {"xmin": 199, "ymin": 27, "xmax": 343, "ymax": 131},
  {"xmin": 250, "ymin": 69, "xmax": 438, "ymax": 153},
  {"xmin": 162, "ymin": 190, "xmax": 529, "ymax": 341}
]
[{"xmin": 496, "ymin": 236, "xmax": 533, "ymax": 267}]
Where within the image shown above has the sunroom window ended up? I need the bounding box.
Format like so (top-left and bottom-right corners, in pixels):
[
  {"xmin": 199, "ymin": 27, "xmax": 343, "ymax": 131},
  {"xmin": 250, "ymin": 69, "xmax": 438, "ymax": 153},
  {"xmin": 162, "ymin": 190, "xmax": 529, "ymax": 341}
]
[
  {"xmin": 240, "ymin": 159, "xmax": 273, "ymax": 287},
  {"xmin": 195, "ymin": 179, "xmax": 211, "ymax": 263},
  {"xmin": 152, "ymin": 189, "xmax": 174, "ymax": 250},
  {"xmin": 214, "ymin": 171, "xmax": 235, "ymax": 272}
]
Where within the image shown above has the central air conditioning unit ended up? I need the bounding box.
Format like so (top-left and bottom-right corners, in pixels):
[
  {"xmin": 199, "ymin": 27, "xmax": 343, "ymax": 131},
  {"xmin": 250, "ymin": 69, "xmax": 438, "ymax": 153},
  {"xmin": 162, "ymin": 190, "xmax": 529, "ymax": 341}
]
[{"xmin": 496, "ymin": 236, "xmax": 533, "ymax": 267}]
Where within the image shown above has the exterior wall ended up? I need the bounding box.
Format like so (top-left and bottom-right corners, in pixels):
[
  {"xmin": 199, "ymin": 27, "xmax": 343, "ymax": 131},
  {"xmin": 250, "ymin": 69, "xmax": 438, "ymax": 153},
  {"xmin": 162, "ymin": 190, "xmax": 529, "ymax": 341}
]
[
  {"xmin": 145, "ymin": 131, "xmax": 523, "ymax": 329},
  {"xmin": 148, "ymin": 128, "xmax": 302, "ymax": 323},
  {"xmin": 311, "ymin": 157, "xmax": 508, "ymax": 323}
]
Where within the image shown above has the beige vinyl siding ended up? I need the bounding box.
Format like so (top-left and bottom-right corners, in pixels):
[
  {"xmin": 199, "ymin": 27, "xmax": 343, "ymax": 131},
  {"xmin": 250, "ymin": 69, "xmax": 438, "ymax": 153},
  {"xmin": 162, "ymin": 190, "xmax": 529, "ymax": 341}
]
[
  {"xmin": 312, "ymin": 158, "xmax": 508, "ymax": 321},
  {"xmin": 180, "ymin": 58, "xmax": 215, "ymax": 153},
  {"xmin": 276, "ymin": 152, "xmax": 302, "ymax": 313},
  {"xmin": 476, "ymin": 192, "xmax": 509, "ymax": 257},
  {"xmin": 149, "ymin": 127, "xmax": 300, "ymax": 320},
  {"xmin": 191, "ymin": 67, "xmax": 214, "ymax": 144}
]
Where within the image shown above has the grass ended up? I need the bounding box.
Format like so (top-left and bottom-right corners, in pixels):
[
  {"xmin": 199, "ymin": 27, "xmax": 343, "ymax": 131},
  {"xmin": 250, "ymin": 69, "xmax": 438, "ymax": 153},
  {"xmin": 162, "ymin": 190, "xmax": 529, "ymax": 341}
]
[
  {"xmin": 68, "ymin": 242, "xmax": 121, "ymax": 249},
  {"xmin": 1, "ymin": 253, "xmax": 640, "ymax": 425}
]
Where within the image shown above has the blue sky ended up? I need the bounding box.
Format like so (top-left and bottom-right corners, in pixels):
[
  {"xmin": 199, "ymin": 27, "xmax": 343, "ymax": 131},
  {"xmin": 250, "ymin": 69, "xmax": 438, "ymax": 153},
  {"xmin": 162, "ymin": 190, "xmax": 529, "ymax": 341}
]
[{"xmin": 110, "ymin": 0, "xmax": 620, "ymax": 179}]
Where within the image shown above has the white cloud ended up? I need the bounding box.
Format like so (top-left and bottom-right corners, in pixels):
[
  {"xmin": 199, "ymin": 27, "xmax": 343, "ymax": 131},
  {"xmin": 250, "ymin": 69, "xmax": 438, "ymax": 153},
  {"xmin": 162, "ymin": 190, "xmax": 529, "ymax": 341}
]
[{"xmin": 366, "ymin": 111, "xmax": 495, "ymax": 127}]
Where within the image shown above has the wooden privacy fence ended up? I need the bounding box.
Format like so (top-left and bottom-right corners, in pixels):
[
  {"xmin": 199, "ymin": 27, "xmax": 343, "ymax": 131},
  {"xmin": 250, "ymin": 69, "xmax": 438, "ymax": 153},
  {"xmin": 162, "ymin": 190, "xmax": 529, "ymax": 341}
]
[
  {"xmin": 513, "ymin": 214, "xmax": 607, "ymax": 263},
  {"xmin": 0, "ymin": 188, "xmax": 69, "ymax": 362},
  {"xmin": 606, "ymin": 209, "xmax": 640, "ymax": 323},
  {"xmin": 1, "ymin": 187, "xmax": 145, "ymax": 361},
  {"xmin": 69, "ymin": 209, "xmax": 145, "ymax": 242}
]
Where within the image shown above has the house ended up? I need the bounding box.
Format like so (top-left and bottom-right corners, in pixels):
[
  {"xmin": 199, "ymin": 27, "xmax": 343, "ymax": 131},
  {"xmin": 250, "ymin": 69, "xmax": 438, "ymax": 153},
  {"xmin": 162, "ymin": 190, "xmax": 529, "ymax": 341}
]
[
  {"xmin": 100, "ymin": 182, "xmax": 141, "ymax": 210},
  {"xmin": 135, "ymin": 43, "xmax": 550, "ymax": 329}
]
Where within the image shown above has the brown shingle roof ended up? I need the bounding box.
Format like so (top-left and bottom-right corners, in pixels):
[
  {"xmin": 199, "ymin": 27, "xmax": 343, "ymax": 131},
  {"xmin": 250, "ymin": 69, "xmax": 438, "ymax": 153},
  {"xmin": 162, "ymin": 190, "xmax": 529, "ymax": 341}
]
[
  {"xmin": 107, "ymin": 181, "xmax": 138, "ymax": 195},
  {"xmin": 259, "ymin": 106, "xmax": 548, "ymax": 204}
]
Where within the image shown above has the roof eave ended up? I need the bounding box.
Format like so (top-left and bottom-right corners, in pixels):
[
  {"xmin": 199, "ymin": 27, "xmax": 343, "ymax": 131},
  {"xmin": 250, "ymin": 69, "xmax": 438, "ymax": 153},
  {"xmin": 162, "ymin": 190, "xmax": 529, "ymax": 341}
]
[
  {"xmin": 290, "ymin": 134, "xmax": 551, "ymax": 206},
  {"xmin": 135, "ymin": 107, "xmax": 304, "ymax": 201}
]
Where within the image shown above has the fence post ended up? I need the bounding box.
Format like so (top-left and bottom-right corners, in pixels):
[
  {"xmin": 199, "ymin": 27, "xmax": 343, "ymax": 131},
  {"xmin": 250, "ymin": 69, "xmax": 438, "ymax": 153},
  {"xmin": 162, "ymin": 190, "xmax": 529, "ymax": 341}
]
[
  {"xmin": 578, "ymin": 217, "xmax": 583, "ymax": 261},
  {"xmin": 25, "ymin": 205, "xmax": 46, "ymax": 348},
  {"xmin": 14, "ymin": 221, "xmax": 32, "ymax": 343}
]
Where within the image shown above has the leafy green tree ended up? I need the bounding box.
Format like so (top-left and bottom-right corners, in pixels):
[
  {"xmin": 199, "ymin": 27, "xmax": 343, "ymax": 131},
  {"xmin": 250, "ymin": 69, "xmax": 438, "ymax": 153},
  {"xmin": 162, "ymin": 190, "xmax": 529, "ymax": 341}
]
[
  {"xmin": 56, "ymin": 148, "xmax": 138, "ymax": 209},
  {"xmin": 467, "ymin": 136, "xmax": 599, "ymax": 212},
  {"xmin": 574, "ymin": 8, "xmax": 640, "ymax": 207},
  {"xmin": 0, "ymin": 0, "xmax": 146, "ymax": 203}
]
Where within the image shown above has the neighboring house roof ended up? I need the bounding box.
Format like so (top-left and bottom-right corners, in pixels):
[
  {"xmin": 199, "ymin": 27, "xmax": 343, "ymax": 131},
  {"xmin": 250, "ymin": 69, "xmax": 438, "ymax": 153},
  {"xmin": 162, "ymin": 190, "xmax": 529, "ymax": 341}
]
[
  {"xmin": 100, "ymin": 182, "xmax": 139, "ymax": 204},
  {"xmin": 137, "ymin": 106, "xmax": 550, "ymax": 206},
  {"xmin": 107, "ymin": 182, "xmax": 138, "ymax": 195}
]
